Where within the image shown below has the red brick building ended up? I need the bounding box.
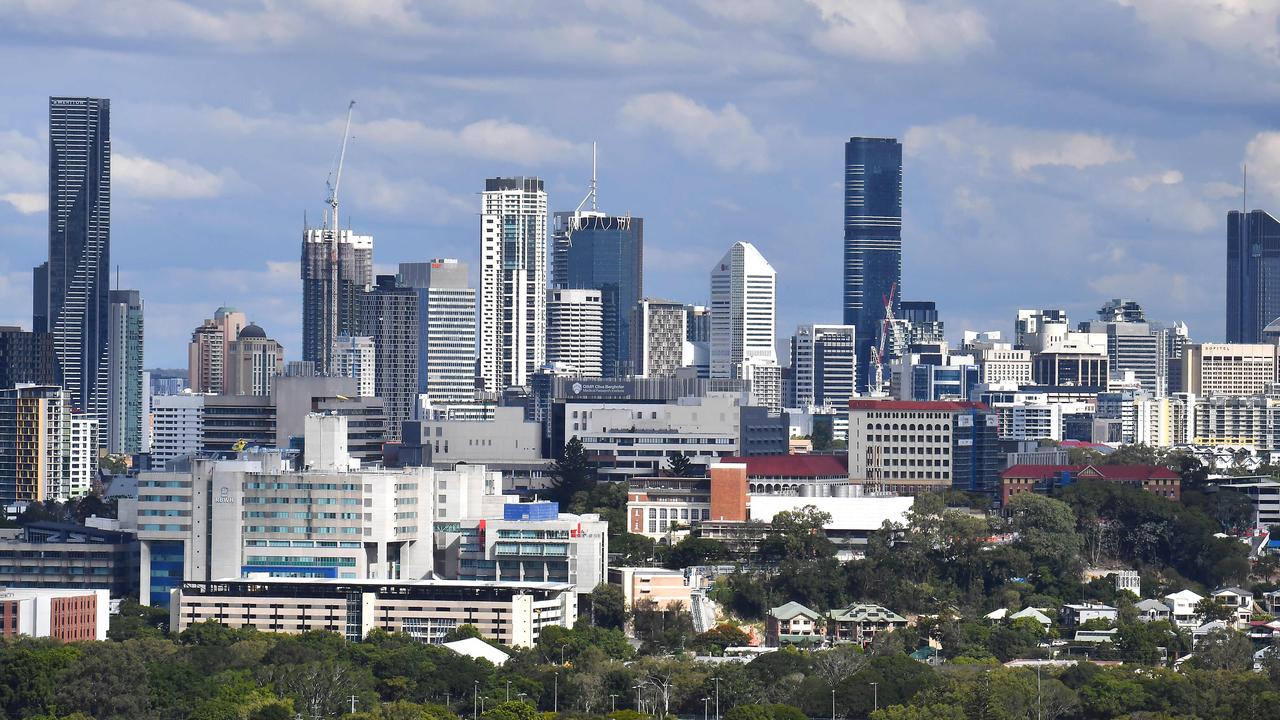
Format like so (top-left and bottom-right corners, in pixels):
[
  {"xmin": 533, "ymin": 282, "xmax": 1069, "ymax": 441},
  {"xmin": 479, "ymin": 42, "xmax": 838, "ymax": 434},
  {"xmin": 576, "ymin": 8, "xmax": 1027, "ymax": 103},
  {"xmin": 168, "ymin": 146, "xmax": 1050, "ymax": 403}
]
[
  {"xmin": 1001, "ymin": 464, "xmax": 1181, "ymax": 505},
  {"xmin": 0, "ymin": 587, "xmax": 108, "ymax": 641}
]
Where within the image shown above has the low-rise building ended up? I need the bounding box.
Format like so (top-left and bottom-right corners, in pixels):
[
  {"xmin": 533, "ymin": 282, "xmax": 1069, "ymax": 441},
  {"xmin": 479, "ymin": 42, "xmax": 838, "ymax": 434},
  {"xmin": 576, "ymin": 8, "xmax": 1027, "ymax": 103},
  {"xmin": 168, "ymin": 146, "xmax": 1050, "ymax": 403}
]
[
  {"xmin": 1061, "ymin": 603, "xmax": 1118, "ymax": 627},
  {"xmin": 766, "ymin": 601, "xmax": 823, "ymax": 646},
  {"xmin": 169, "ymin": 578, "xmax": 575, "ymax": 647},
  {"xmin": 0, "ymin": 587, "xmax": 109, "ymax": 641},
  {"xmin": 1134, "ymin": 598, "xmax": 1172, "ymax": 623},
  {"xmin": 1000, "ymin": 464, "xmax": 1181, "ymax": 505},
  {"xmin": 1211, "ymin": 587, "xmax": 1254, "ymax": 628},
  {"xmin": 0, "ymin": 522, "xmax": 138, "ymax": 596},
  {"xmin": 609, "ymin": 567, "xmax": 700, "ymax": 612},
  {"xmin": 826, "ymin": 603, "xmax": 907, "ymax": 647},
  {"xmin": 1220, "ymin": 478, "xmax": 1280, "ymax": 529},
  {"xmin": 1163, "ymin": 589, "xmax": 1204, "ymax": 629}
]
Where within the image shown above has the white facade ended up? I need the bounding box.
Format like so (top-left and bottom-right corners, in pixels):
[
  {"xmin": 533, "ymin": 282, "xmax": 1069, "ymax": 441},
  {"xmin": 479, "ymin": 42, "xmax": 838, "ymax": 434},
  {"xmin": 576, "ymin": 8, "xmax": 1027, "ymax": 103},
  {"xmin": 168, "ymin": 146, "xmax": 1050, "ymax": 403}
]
[
  {"xmin": 977, "ymin": 347, "xmax": 1032, "ymax": 385},
  {"xmin": 399, "ymin": 259, "xmax": 478, "ymax": 407},
  {"xmin": 741, "ymin": 357, "xmax": 783, "ymax": 413},
  {"xmin": 790, "ymin": 324, "xmax": 857, "ymax": 409},
  {"xmin": 546, "ymin": 288, "xmax": 604, "ymax": 378},
  {"xmin": 65, "ymin": 415, "xmax": 97, "ymax": 500},
  {"xmin": 1184, "ymin": 343, "xmax": 1277, "ymax": 396},
  {"xmin": 632, "ymin": 298, "xmax": 688, "ymax": 379},
  {"xmin": 150, "ymin": 394, "xmax": 204, "ymax": 466},
  {"xmin": 1136, "ymin": 394, "xmax": 1195, "ymax": 447},
  {"xmin": 479, "ymin": 177, "xmax": 547, "ymax": 392},
  {"xmin": 332, "ymin": 335, "xmax": 376, "ymax": 397},
  {"xmin": 710, "ymin": 242, "xmax": 776, "ymax": 379}
]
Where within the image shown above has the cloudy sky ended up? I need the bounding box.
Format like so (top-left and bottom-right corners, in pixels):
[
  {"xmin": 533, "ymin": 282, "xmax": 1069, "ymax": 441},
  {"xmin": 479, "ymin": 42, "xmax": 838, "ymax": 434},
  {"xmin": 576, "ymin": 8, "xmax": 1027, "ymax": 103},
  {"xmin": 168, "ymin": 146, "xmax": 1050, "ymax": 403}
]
[{"xmin": 1, "ymin": 0, "xmax": 1278, "ymax": 368}]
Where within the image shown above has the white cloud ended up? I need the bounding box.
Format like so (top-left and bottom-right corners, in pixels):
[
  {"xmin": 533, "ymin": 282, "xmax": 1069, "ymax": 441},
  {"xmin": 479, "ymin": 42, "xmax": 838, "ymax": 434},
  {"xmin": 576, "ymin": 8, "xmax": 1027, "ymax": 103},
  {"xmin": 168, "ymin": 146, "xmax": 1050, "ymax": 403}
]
[
  {"xmin": 1123, "ymin": 169, "xmax": 1183, "ymax": 192},
  {"xmin": 113, "ymin": 155, "xmax": 228, "ymax": 200},
  {"xmin": 808, "ymin": 0, "xmax": 989, "ymax": 63},
  {"xmin": 905, "ymin": 117, "xmax": 1133, "ymax": 177},
  {"xmin": 618, "ymin": 92, "xmax": 769, "ymax": 172},
  {"xmin": 1, "ymin": 192, "xmax": 45, "ymax": 214},
  {"xmin": 1245, "ymin": 131, "xmax": 1280, "ymax": 206},
  {"xmin": 1114, "ymin": 0, "xmax": 1280, "ymax": 66}
]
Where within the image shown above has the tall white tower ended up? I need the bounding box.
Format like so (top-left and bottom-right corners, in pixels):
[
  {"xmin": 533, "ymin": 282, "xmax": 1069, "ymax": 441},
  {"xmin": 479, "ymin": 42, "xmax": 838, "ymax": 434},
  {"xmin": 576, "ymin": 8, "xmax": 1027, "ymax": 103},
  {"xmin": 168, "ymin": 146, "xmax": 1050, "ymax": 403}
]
[
  {"xmin": 547, "ymin": 289, "xmax": 604, "ymax": 378},
  {"xmin": 710, "ymin": 242, "xmax": 777, "ymax": 380},
  {"xmin": 479, "ymin": 177, "xmax": 548, "ymax": 392}
]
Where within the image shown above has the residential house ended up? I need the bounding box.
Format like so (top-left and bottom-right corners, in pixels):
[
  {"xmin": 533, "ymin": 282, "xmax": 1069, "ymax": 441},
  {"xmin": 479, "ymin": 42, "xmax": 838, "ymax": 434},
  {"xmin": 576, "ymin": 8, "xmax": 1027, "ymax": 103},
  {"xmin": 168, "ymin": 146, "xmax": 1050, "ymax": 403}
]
[
  {"xmin": 1061, "ymin": 603, "xmax": 1118, "ymax": 627},
  {"xmin": 1264, "ymin": 589, "xmax": 1280, "ymax": 616},
  {"xmin": 1163, "ymin": 589, "xmax": 1204, "ymax": 629},
  {"xmin": 1073, "ymin": 628, "xmax": 1118, "ymax": 644},
  {"xmin": 826, "ymin": 603, "xmax": 908, "ymax": 647},
  {"xmin": 1211, "ymin": 587, "xmax": 1254, "ymax": 629},
  {"xmin": 1192, "ymin": 619, "xmax": 1231, "ymax": 646},
  {"xmin": 1134, "ymin": 598, "xmax": 1172, "ymax": 623},
  {"xmin": 766, "ymin": 601, "xmax": 823, "ymax": 646},
  {"xmin": 1010, "ymin": 607, "xmax": 1053, "ymax": 627}
]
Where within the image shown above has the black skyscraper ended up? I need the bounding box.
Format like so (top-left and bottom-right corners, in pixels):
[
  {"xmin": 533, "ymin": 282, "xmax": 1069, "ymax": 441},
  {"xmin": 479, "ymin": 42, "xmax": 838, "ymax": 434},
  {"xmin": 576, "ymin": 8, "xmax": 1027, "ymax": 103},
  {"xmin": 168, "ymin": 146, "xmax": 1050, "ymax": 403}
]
[
  {"xmin": 1227, "ymin": 209, "xmax": 1280, "ymax": 344},
  {"xmin": 844, "ymin": 137, "xmax": 902, "ymax": 392},
  {"xmin": 35, "ymin": 97, "xmax": 110, "ymax": 420},
  {"xmin": 553, "ymin": 213, "xmax": 643, "ymax": 377}
]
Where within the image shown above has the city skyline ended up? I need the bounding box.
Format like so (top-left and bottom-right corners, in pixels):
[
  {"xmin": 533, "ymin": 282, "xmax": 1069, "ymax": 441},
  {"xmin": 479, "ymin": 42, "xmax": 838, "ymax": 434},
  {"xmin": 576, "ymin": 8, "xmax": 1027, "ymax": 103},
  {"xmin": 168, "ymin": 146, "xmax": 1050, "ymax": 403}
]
[{"xmin": 1, "ymin": 2, "xmax": 1277, "ymax": 367}]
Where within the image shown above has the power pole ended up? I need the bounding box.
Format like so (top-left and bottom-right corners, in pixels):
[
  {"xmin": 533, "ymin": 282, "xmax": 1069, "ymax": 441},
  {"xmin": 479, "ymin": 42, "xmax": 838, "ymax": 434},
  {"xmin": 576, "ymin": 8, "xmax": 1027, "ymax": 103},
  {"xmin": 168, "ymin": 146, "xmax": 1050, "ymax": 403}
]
[{"xmin": 349, "ymin": 695, "xmax": 358, "ymax": 714}]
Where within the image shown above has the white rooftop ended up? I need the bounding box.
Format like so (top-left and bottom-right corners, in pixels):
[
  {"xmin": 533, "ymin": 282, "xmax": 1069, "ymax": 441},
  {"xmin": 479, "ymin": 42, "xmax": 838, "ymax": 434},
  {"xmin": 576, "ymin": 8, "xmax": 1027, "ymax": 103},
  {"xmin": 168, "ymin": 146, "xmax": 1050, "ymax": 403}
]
[
  {"xmin": 747, "ymin": 495, "xmax": 913, "ymax": 531},
  {"xmin": 443, "ymin": 637, "xmax": 510, "ymax": 666}
]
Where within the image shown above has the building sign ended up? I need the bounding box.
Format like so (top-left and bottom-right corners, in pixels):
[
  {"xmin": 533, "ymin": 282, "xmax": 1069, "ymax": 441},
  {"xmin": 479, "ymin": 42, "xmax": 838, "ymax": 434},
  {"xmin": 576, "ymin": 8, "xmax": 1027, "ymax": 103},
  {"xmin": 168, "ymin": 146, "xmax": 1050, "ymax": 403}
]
[
  {"xmin": 214, "ymin": 486, "xmax": 236, "ymax": 504},
  {"xmin": 568, "ymin": 381, "xmax": 630, "ymax": 398}
]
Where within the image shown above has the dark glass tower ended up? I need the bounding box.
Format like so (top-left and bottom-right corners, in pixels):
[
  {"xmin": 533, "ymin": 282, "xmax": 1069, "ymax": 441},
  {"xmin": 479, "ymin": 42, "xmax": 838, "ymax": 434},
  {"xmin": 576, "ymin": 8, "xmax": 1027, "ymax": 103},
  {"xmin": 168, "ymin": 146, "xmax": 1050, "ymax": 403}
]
[
  {"xmin": 844, "ymin": 137, "xmax": 902, "ymax": 392},
  {"xmin": 1226, "ymin": 209, "xmax": 1280, "ymax": 343},
  {"xmin": 36, "ymin": 97, "xmax": 111, "ymax": 420},
  {"xmin": 552, "ymin": 212, "xmax": 643, "ymax": 377}
]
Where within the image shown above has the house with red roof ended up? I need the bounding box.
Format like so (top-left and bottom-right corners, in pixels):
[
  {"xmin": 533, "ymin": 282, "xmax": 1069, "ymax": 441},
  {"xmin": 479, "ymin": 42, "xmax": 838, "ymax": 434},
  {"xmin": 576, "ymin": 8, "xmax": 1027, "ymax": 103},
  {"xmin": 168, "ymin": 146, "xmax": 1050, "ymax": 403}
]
[{"xmin": 1000, "ymin": 464, "xmax": 1181, "ymax": 504}]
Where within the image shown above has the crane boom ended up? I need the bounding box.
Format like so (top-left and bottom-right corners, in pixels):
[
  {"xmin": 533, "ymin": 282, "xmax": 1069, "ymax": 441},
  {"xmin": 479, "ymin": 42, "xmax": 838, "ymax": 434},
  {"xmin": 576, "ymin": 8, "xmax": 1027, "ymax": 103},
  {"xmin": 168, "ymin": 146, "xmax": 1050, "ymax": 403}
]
[{"xmin": 326, "ymin": 100, "xmax": 356, "ymax": 229}]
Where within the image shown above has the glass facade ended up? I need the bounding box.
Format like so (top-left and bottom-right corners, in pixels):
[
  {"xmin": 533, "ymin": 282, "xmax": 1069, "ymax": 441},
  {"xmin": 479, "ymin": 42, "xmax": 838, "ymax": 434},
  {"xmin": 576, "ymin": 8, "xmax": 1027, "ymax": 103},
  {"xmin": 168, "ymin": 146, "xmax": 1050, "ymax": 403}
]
[
  {"xmin": 553, "ymin": 213, "xmax": 643, "ymax": 377},
  {"xmin": 844, "ymin": 137, "xmax": 902, "ymax": 391},
  {"xmin": 1226, "ymin": 210, "xmax": 1280, "ymax": 343},
  {"xmin": 148, "ymin": 540, "xmax": 184, "ymax": 606}
]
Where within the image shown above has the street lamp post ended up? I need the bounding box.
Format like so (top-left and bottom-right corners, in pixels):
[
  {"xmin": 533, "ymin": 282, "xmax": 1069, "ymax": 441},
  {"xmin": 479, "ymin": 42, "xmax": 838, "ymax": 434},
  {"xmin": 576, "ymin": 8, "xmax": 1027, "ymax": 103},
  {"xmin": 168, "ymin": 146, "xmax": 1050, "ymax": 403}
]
[
  {"xmin": 633, "ymin": 684, "xmax": 642, "ymax": 713},
  {"xmin": 554, "ymin": 672, "xmax": 558, "ymax": 714},
  {"xmin": 703, "ymin": 696, "xmax": 711, "ymax": 720},
  {"xmin": 713, "ymin": 677, "xmax": 721, "ymax": 720},
  {"xmin": 869, "ymin": 683, "xmax": 878, "ymax": 713},
  {"xmin": 474, "ymin": 681, "xmax": 479, "ymax": 720},
  {"xmin": 610, "ymin": 694, "xmax": 618, "ymax": 713},
  {"xmin": 831, "ymin": 688, "xmax": 836, "ymax": 720}
]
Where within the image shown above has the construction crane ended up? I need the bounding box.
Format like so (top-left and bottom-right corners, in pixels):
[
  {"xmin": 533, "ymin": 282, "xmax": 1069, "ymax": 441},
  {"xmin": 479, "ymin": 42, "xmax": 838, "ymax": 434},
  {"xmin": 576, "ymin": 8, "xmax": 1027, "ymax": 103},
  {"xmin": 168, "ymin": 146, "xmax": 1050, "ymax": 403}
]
[
  {"xmin": 867, "ymin": 282, "xmax": 900, "ymax": 395},
  {"xmin": 321, "ymin": 101, "xmax": 355, "ymax": 375}
]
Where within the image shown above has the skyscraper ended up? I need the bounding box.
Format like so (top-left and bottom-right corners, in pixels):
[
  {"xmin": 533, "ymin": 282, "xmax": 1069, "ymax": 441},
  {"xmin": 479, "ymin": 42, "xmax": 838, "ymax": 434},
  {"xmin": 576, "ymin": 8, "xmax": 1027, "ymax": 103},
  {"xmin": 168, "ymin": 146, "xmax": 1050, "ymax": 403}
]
[
  {"xmin": 789, "ymin": 324, "xmax": 857, "ymax": 409},
  {"xmin": 844, "ymin": 137, "xmax": 902, "ymax": 392},
  {"xmin": 631, "ymin": 298, "xmax": 688, "ymax": 379},
  {"xmin": 1227, "ymin": 209, "xmax": 1280, "ymax": 344},
  {"xmin": 187, "ymin": 307, "xmax": 246, "ymax": 394},
  {"xmin": 36, "ymin": 97, "xmax": 111, "ymax": 423},
  {"xmin": 547, "ymin": 289, "xmax": 604, "ymax": 377},
  {"xmin": 106, "ymin": 289, "xmax": 144, "ymax": 455},
  {"xmin": 225, "ymin": 324, "xmax": 284, "ymax": 397},
  {"xmin": 357, "ymin": 276, "xmax": 419, "ymax": 440},
  {"xmin": 479, "ymin": 177, "xmax": 547, "ymax": 392},
  {"xmin": 710, "ymin": 242, "xmax": 777, "ymax": 380},
  {"xmin": 0, "ymin": 327, "xmax": 58, "ymax": 390},
  {"xmin": 552, "ymin": 173, "xmax": 643, "ymax": 379},
  {"xmin": 301, "ymin": 228, "xmax": 373, "ymax": 372},
  {"xmin": 399, "ymin": 259, "xmax": 477, "ymax": 407}
]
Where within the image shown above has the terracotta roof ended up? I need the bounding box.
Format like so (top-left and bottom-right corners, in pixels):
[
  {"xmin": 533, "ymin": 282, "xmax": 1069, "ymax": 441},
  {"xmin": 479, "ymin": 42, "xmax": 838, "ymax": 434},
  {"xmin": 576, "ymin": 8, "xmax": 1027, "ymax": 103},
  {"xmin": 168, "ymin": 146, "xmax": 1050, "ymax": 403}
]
[
  {"xmin": 720, "ymin": 454, "xmax": 848, "ymax": 478},
  {"xmin": 1001, "ymin": 464, "xmax": 1179, "ymax": 481},
  {"xmin": 848, "ymin": 400, "xmax": 988, "ymax": 412}
]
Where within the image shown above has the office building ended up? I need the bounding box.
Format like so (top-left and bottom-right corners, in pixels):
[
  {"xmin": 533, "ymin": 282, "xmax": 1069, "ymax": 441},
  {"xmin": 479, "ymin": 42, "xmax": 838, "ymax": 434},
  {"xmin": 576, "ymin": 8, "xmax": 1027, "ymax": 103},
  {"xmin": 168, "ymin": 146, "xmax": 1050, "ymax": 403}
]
[
  {"xmin": 847, "ymin": 399, "xmax": 1001, "ymax": 494},
  {"xmin": 0, "ymin": 386, "xmax": 69, "ymax": 505},
  {"xmin": 34, "ymin": 98, "xmax": 111, "ymax": 430},
  {"xmin": 169, "ymin": 578, "xmax": 574, "ymax": 646},
  {"xmin": 1227, "ymin": 209, "xmax": 1280, "ymax": 344},
  {"xmin": 901, "ymin": 300, "xmax": 944, "ymax": 344},
  {"xmin": 149, "ymin": 394, "xmax": 204, "ymax": 467},
  {"xmin": 301, "ymin": 228, "xmax": 373, "ymax": 372},
  {"xmin": 0, "ymin": 587, "xmax": 109, "ymax": 641},
  {"xmin": 710, "ymin": 241, "xmax": 777, "ymax": 379},
  {"xmin": 400, "ymin": 406, "xmax": 543, "ymax": 468},
  {"xmin": 546, "ymin": 289, "xmax": 604, "ymax": 378},
  {"xmin": 1081, "ymin": 301, "xmax": 1167, "ymax": 397},
  {"xmin": 331, "ymin": 336, "xmax": 375, "ymax": 398},
  {"xmin": 1015, "ymin": 309, "xmax": 1069, "ymax": 351},
  {"xmin": 399, "ymin": 260, "xmax": 477, "ymax": 407},
  {"xmin": 358, "ymin": 276, "xmax": 419, "ymax": 441},
  {"xmin": 631, "ymin": 299, "xmax": 688, "ymax": 379},
  {"xmin": 686, "ymin": 305, "xmax": 711, "ymax": 343},
  {"xmin": 225, "ymin": 324, "xmax": 284, "ymax": 397},
  {"xmin": 479, "ymin": 177, "xmax": 547, "ymax": 392},
  {"xmin": 0, "ymin": 327, "xmax": 58, "ymax": 390},
  {"xmin": 106, "ymin": 290, "xmax": 143, "ymax": 455},
  {"xmin": 188, "ymin": 307, "xmax": 246, "ymax": 395},
  {"xmin": 975, "ymin": 346, "xmax": 1032, "ymax": 385},
  {"xmin": 1183, "ymin": 343, "xmax": 1276, "ymax": 396},
  {"xmin": 844, "ymin": 137, "xmax": 903, "ymax": 392},
  {"xmin": 552, "ymin": 203, "xmax": 643, "ymax": 377},
  {"xmin": 446, "ymin": 501, "xmax": 608, "ymax": 596},
  {"xmin": 790, "ymin": 324, "xmax": 857, "ymax": 409},
  {"xmin": 0, "ymin": 521, "xmax": 138, "ymax": 595}
]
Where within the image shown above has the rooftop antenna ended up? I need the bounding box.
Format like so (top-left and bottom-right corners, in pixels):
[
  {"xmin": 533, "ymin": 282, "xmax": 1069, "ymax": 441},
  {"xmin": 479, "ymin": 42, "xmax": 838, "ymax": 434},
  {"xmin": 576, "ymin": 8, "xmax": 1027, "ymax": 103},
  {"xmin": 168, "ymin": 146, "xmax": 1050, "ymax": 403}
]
[{"xmin": 574, "ymin": 141, "xmax": 598, "ymax": 214}]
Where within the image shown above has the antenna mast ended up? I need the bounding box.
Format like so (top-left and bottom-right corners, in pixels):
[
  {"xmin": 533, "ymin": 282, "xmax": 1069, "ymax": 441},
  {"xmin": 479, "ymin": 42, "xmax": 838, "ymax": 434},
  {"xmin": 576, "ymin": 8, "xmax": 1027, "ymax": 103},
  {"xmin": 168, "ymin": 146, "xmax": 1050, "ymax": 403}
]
[{"xmin": 573, "ymin": 141, "xmax": 599, "ymax": 214}]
